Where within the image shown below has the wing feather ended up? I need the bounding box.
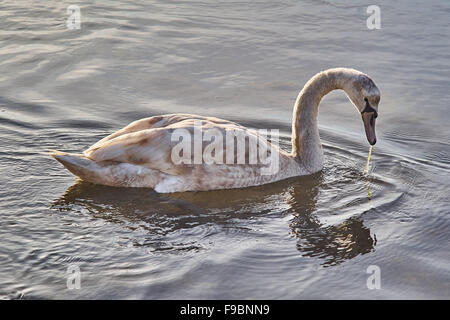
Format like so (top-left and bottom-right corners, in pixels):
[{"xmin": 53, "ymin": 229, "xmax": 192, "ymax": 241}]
[{"xmin": 83, "ymin": 114, "xmax": 276, "ymax": 178}]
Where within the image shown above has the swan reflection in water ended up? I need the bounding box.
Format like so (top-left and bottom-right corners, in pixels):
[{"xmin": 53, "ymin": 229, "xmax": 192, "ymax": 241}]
[{"xmin": 51, "ymin": 174, "xmax": 375, "ymax": 267}]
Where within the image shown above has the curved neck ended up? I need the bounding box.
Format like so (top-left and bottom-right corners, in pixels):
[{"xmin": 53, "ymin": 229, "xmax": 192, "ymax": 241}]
[{"xmin": 291, "ymin": 69, "xmax": 349, "ymax": 172}]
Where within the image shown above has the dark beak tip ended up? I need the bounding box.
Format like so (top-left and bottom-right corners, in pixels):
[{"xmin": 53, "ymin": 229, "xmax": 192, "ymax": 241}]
[{"xmin": 370, "ymin": 138, "xmax": 377, "ymax": 145}]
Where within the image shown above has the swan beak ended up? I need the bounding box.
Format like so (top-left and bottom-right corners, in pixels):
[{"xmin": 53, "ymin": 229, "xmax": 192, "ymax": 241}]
[{"xmin": 362, "ymin": 112, "xmax": 377, "ymax": 145}]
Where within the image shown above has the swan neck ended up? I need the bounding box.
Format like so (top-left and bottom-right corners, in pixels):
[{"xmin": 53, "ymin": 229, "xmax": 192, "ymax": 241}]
[{"xmin": 291, "ymin": 70, "xmax": 345, "ymax": 172}]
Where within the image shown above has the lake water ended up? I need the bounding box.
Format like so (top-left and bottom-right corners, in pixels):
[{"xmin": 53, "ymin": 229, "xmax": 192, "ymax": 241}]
[{"xmin": 0, "ymin": 0, "xmax": 449, "ymax": 299}]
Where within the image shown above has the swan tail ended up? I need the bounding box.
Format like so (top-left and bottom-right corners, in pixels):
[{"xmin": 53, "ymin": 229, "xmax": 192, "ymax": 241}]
[{"xmin": 50, "ymin": 150, "xmax": 103, "ymax": 182}]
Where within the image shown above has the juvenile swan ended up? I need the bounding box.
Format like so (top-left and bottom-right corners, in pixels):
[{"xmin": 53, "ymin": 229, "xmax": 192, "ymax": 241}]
[{"xmin": 52, "ymin": 68, "xmax": 380, "ymax": 193}]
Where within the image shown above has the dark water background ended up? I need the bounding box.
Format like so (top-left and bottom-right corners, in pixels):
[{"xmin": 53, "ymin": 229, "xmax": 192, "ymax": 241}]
[{"xmin": 0, "ymin": 0, "xmax": 449, "ymax": 299}]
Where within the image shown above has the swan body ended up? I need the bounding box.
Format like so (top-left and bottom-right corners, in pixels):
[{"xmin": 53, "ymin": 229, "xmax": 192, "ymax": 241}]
[{"xmin": 52, "ymin": 68, "xmax": 380, "ymax": 193}]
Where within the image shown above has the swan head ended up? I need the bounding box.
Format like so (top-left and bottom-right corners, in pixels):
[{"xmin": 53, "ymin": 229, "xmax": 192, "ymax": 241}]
[{"xmin": 342, "ymin": 71, "xmax": 380, "ymax": 145}]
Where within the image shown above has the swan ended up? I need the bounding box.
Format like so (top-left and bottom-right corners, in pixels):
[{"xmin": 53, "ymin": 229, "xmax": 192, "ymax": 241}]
[{"xmin": 52, "ymin": 68, "xmax": 380, "ymax": 193}]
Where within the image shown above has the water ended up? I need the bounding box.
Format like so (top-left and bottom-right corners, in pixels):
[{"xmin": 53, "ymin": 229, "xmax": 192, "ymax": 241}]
[{"xmin": 0, "ymin": 0, "xmax": 449, "ymax": 299}]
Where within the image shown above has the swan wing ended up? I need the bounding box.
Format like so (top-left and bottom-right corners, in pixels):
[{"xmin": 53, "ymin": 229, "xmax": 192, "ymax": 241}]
[
  {"xmin": 86, "ymin": 115, "xmax": 166, "ymax": 152},
  {"xmin": 83, "ymin": 114, "xmax": 270, "ymax": 177}
]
